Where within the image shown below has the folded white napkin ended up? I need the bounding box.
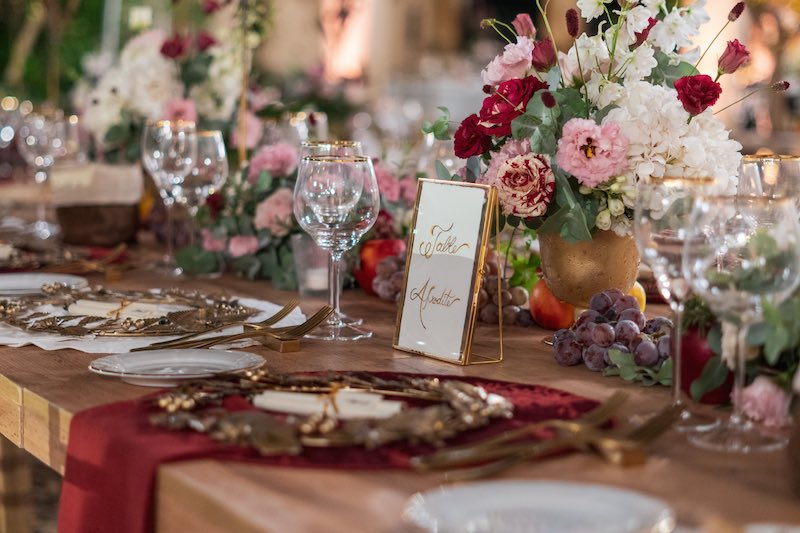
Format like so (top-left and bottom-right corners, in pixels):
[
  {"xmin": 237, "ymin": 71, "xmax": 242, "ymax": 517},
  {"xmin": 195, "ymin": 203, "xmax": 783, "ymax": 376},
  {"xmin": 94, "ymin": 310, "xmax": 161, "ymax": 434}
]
[{"xmin": 252, "ymin": 389, "xmax": 403, "ymax": 419}]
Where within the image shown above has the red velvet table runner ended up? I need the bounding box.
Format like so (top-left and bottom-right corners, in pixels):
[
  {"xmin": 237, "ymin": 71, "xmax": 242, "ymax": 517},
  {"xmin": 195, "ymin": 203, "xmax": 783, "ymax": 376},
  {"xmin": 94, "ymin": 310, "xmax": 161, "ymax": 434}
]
[{"xmin": 57, "ymin": 374, "xmax": 598, "ymax": 533}]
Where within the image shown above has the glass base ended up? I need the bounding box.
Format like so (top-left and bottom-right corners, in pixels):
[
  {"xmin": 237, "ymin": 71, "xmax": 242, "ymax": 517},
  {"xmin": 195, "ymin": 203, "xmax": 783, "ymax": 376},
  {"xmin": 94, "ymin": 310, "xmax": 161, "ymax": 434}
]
[
  {"xmin": 304, "ymin": 320, "xmax": 373, "ymax": 341},
  {"xmin": 146, "ymin": 256, "xmax": 183, "ymax": 277},
  {"xmin": 28, "ymin": 220, "xmax": 60, "ymax": 241},
  {"xmin": 688, "ymin": 419, "xmax": 789, "ymax": 453},
  {"xmin": 673, "ymin": 408, "xmax": 719, "ymax": 433},
  {"xmin": 338, "ymin": 313, "xmax": 364, "ymax": 327}
]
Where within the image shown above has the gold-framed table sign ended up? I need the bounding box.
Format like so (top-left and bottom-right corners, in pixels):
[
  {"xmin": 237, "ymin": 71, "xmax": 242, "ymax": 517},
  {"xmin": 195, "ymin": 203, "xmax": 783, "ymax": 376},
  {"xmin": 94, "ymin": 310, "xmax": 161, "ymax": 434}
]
[{"xmin": 393, "ymin": 178, "xmax": 503, "ymax": 365}]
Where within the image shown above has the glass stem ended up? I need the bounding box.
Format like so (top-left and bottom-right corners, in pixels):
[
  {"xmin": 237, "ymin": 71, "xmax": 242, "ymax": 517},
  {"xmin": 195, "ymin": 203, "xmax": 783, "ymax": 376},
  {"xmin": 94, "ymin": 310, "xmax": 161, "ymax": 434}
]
[
  {"xmin": 35, "ymin": 168, "xmax": 48, "ymax": 224},
  {"xmin": 187, "ymin": 206, "xmax": 198, "ymax": 249},
  {"xmin": 328, "ymin": 252, "xmax": 342, "ymax": 325},
  {"xmin": 164, "ymin": 199, "xmax": 174, "ymax": 265},
  {"xmin": 730, "ymin": 322, "xmax": 749, "ymax": 428},
  {"xmin": 671, "ymin": 300, "xmax": 685, "ymax": 407}
]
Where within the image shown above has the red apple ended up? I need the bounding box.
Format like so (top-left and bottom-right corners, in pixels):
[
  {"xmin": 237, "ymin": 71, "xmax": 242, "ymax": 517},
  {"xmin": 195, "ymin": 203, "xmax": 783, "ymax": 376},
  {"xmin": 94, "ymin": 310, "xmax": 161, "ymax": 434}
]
[
  {"xmin": 529, "ymin": 278, "xmax": 575, "ymax": 330},
  {"xmin": 679, "ymin": 327, "xmax": 733, "ymax": 404},
  {"xmin": 354, "ymin": 238, "xmax": 406, "ymax": 297}
]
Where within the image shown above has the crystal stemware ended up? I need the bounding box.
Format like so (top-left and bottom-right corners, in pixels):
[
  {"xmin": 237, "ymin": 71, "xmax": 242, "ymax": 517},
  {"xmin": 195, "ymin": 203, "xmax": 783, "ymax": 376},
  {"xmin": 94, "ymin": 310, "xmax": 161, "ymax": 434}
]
[
  {"xmin": 682, "ymin": 194, "xmax": 800, "ymax": 452},
  {"xmin": 182, "ymin": 130, "xmax": 228, "ymax": 248},
  {"xmin": 16, "ymin": 112, "xmax": 65, "ymax": 239},
  {"xmin": 634, "ymin": 176, "xmax": 719, "ymax": 432},
  {"xmin": 738, "ymin": 154, "xmax": 800, "ymax": 211},
  {"xmin": 299, "ymin": 140, "xmax": 364, "ymax": 326},
  {"xmin": 293, "ymin": 155, "xmax": 380, "ymax": 340},
  {"xmin": 141, "ymin": 120, "xmax": 197, "ymax": 276}
]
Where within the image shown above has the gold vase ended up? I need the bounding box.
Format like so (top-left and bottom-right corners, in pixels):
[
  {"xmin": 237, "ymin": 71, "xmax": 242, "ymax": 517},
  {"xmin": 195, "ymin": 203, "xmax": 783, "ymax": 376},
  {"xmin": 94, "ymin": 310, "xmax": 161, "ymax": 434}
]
[{"xmin": 538, "ymin": 230, "xmax": 640, "ymax": 308}]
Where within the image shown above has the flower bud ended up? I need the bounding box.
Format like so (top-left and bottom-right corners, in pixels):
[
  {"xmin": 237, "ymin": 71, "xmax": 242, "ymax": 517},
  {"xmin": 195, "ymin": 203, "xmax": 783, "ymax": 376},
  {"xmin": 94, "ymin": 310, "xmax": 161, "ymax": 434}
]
[
  {"xmin": 608, "ymin": 198, "xmax": 625, "ymax": 216},
  {"xmin": 531, "ymin": 38, "xmax": 558, "ymax": 71},
  {"xmin": 579, "ymin": 185, "xmax": 592, "ymax": 195},
  {"xmin": 596, "ymin": 209, "xmax": 612, "ymax": 230},
  {"xmin": 718, "ymin": 39, "xmax": 749, "ymax": 75},
  {"xmin": 541, "ymin": 91, "xmax": 557, "ymax": 109},
  {"xmin": 609, "ymin": 182, "xmax": 621, "ymax": 193},
  {"xmin": 728, "ymin": 2, "xmax": 745, "ymax": 22},
  {"xmin": 480, "ymin": 18, "xmax": 497, "ymax": 30},
  {"xmin": 511, "ymin": 13, "xmax": 536, "ymax": 39},
  {"xmin": 772, "ymin": 81, "xmax": 790, "ymax": 92},
  {"xmin": 566, "ymin": 9, "xmax": 580, "ymax": 38}
]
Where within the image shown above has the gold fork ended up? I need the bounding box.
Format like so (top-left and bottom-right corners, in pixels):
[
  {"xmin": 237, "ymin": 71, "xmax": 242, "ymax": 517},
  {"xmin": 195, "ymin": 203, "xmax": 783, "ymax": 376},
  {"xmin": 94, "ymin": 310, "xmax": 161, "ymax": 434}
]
[
  {"xmin": 443, "ymin": 404, "xmax": 681, "ymax": 482},
  {"xmin": 413, "ymin": 390, "xmax": 628, "ymax": 471},
  {"xmin": 141, "ymin": 298, "xmax": 301, "ymax": 350}
]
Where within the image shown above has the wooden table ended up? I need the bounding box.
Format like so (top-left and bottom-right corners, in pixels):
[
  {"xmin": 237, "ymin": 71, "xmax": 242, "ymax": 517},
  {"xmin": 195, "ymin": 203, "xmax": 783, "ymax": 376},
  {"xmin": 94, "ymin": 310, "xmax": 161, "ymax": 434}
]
[{"xmin": 0, "ymin": 268, "xmax": 798, "ymax": 532}]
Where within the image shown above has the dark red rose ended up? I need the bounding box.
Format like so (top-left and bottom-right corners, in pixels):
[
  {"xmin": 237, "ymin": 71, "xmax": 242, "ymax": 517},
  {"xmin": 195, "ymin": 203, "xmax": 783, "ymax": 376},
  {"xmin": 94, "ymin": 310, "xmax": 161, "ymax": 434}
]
[
  {"xmin": 205, "ymin": 191, "xmax": 225, "ymax": 219},
  {"xmin": 718, "ymin": 39, "xmax": 749, "ymax": 75},
  {"xmin": 197, "ymin": 31, "xmax": 217, "ymax": 52},
  {"xmin": 674, "ymin": 74, "xmax": 722, "ymax": 115},
  {"xmin": 531, "ymin": 38, "xmax": 557, "ymax": 71},
  {"xmin": 203, "ymin": 0, "xmax": 221, "ymax": 14},
  {"xmin": 478, "ymin": 76, "xmax": 547, "ymax": 137},
  {"xmin": 634, "ymin": 18, "xmax": 657, "ymax": 47},
  {"xmin": 160, "ymin": 34, "xmax": 188, "ymax": 59},
  {"xmin": 454, "ymin": 114, "xmax": 492, "ymax": 158}
]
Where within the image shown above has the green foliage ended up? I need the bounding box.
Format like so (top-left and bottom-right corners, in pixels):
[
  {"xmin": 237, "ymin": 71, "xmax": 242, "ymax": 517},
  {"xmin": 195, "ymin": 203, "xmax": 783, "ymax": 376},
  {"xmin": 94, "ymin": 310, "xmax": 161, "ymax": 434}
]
[
  {"xmin": 421, "ymin": 107, "xmax": 452, "ymax": 141},
  {"xmin": 690, "ymin": 355, "xmax": 729, "ymax": 402},
  {"xmin": 604, "ymin": 350, "xmax": 672, "ymax": 387},
  {"xmin": 648, "ymin": 51, "xmax": 699, "ymax": 88},
  {"xmin": 175, "ymin": 245, "xmax": 221, "ymax": 275}
]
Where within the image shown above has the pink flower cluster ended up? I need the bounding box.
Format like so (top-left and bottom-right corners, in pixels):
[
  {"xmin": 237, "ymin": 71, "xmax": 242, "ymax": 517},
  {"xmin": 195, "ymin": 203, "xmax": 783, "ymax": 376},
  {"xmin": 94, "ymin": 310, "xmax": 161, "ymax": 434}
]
[
  {"xmin": 374, "ymin": 163, "xmax": 416, "ymax": 206},
  {"xmin": 737, "ymin": 376, "xmax": 792, "ymax": 429},
  {"xmin": 254, "ymin": 187, "xmax": 294, "ymax": 237},
  {"xmin": 494, "ymin": 153, "xmax": 555, "ymax": 218},
  {"xmin": 555, "ymin": 118, "xmax": 629, "ymax": 187},
  {"xmin": 248, "ymin": 142, "xmax": 299, "ymax": 183}
]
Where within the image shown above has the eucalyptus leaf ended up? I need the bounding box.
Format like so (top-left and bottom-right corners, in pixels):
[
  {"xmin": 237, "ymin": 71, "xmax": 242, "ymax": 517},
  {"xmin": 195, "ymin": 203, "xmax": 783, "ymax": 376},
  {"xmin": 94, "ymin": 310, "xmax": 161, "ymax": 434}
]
[
  {"xmin": 690, "ymin": 355, "xmax": 730, "ymax": 402},
  {"xmin": 530, "ymin": 126, "xmax": 557, "ymax": 155},
  {"xmin": 547, "ymin": 66, "xmax": 562, "ymax": 91},
  {"xmin": 435, "ymin": 160, "xmax": 452, "ymax": 181},
  {"xmin": 466, "ymin": 156, "xmax": 481, "ymax": 183},
  {"xmin": 511, "ymin": 112, "xmax": 541, "ymax": 140}
]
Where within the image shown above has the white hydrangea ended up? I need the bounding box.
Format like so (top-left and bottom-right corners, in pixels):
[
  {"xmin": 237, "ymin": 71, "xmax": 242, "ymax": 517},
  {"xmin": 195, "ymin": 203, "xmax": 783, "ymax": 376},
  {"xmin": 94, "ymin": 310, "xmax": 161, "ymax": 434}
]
[
  {"xmin": 81, "ymin": 67, "xmax": 127, "ymax": 142},
  {"xmin": 190, "ymin": 31, "xmax": 243, "ymax": 121}
]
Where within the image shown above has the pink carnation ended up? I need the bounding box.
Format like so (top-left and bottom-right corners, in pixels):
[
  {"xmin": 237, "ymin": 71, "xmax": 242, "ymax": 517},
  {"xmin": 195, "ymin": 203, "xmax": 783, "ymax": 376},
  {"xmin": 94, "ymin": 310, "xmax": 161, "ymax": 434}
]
[
  {"xmin": 230, "ymin": 111, "xmax": 263, "ymax": 151},
  {"xmin": 555, "ymin": 118, "xmax": 629, "ymax": 188},
  {"xmin": 248, "ymin": 142, "xmax": 299, "ymax": 183},
  {"xmin": 737, "ymin": 376, "xmax": 792, "ymax": 429},
  {"xmin": 495, "ymin": 153, "xmax": 555, "ymax": 218},
  {"xmin": 482, "ymin": 139, "xmax": 531, "ymax": 186},
  {"xmin": 201, "ymin": 229, "xmax": 226, "ymax": 252},
  {"xmin": 481, "ymin": 37, "xmax": 534, "ymax": 87},
  {"xmin": 227, "ymin": 235, "xmax": 259, "ymax": 258},
  {"xmin": 162, "ymin": 99, "xmax": 197, "ymax": 123},
  {"xmin": 374, "ymin": 163, "xmax": 400, "ymax": 203},
  {"xmin": 253, "ymin": 187, "xmax": 294, "ymax": 237}
]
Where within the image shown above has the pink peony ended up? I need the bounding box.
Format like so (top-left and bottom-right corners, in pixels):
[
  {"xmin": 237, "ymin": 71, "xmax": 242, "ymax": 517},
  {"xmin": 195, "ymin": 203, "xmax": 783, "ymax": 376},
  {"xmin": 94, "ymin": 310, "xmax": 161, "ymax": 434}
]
[
  {"xmin": 512, "ymin": 13, "xmax": 536, "ymax": 39},
  {"xmin": 482, "ymin": 139, "xmax": 531, "ymax": 186},
  {"xmin": 481, "ymin": 37, "xmax": 535, "ymax": 87},
  {"xmin": 374, "ymin": 163, "xmax": 401, "ymax": 203},
  {"xmin": 737, "ymin": 376, "xmax": 792, "ymax": 429},
  {"xmin": 495, "ymin": 153, "xmax": 555, "ymax": 218},
  {"xmin": 201, "ymin": 229, "xmax": 226, "ymax": 252},
  {"xmin": 230, "ymin": 111, "xmax": 263, "ymax": 151},
  {"xmin": 555, "ymin": 118, "xmax": 629, "ymax": 188},
  {"xmin": 253, "ymin": 187, "xmax": 294, "ymax": 237},
  {"xmin": 162, "ymin": 99, "xmax": 197, "ymax": 123},
  {"xmin": 247, "ymin": 142, "xmax": 299, "ymax": 183},
  {"xmin": 227, "ymin": 235, "xmax": 259, "ymax": 258}
]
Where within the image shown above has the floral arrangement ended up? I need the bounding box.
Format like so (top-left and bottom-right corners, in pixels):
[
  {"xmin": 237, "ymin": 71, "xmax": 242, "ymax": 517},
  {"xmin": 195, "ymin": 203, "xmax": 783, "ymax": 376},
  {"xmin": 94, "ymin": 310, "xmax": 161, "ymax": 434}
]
[
  {"xmin": 431, "ymin": 1, "xmax": 787, "ymax": 242},
  {"xmin": 73, "ymin": 0, "xmax": 272, "ymax": 162}
]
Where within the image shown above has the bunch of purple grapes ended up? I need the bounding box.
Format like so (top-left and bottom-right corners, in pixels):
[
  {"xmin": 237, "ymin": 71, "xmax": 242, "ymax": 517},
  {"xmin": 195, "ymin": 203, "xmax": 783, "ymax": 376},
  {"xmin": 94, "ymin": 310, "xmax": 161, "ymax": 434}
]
[{"xmin": 552, "ymin": 289, "xmax": 673, "ymax": 372}]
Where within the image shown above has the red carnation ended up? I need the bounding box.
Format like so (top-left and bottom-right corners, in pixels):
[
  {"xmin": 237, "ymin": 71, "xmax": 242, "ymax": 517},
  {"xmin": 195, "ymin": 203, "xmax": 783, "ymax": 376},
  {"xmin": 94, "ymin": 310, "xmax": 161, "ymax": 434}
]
[
  {"xmin": 205, "ymin": 191, "xmax": 225, "ymax": 219},
  {"xmin": 197, "ymin": 31, "xmax": 217, "ymax": 52},
  {"xmin": 454, "ymin": 114, "xmax": 492, "ymax": 158},
  {"xmin": 634, "ymin": 18, "xmax": 657, "ymax": 47},
  {"xmin": 674, "ymin": 74, "xmax": 722, "ymax": 115},
  {"xmin": 718, "ymin": 39, "xmax": 749, "ymax": 75},
  {"xmin": 203, "ymin": 0, "xmax": 222, "ymax": 14},
  {"xmin": 478, "ymin": 76, "xmax": 547, "ymax": 137},
  {"xmin": 160, "ymin": 34, "xmax": 188, "ymax": 59},
  {"xmin": 531, "ymin": 38, "xmax": 557, "ymax": 71}
]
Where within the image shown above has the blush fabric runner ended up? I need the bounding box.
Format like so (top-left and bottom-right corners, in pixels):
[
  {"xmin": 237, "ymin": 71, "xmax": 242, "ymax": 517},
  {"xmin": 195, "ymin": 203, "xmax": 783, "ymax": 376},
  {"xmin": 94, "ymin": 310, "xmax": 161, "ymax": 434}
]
[{"xmin": 57, "ymin": 373, "xmax": 599, "ymax": 533}]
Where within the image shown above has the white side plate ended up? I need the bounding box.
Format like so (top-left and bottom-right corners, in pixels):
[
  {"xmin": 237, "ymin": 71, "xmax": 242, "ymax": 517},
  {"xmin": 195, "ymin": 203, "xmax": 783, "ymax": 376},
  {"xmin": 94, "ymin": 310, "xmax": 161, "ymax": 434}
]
[
  {"xmin": 403, "ymin": 480, "xmax": 676, "ymax": 533},
  {"xmin": 89, "ymin": 349, "xmax": 265, "ymax": 387},
  {"xmin": 0, "ymin": 273, "xmax": 88, "ymax": 296}
]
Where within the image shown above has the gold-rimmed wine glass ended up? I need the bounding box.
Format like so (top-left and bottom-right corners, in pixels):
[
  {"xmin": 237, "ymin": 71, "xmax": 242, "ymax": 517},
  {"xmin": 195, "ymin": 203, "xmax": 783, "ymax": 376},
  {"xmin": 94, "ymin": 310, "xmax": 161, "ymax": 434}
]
[{"xmin": 181, "ymin": 130, "xmax": 228, "ymax": 249}]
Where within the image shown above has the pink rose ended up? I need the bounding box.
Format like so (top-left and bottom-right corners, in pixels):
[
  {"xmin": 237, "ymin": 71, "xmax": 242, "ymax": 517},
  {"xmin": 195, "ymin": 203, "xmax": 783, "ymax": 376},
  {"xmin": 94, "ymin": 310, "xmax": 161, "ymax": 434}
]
[
  {"xmin": 247, "ymin": 142, "xmax": 299, "ymax": 183},
  {"xmin": 253, "ymin": 187, "xmax": 294, "ymax": 237},
  {"xmin": 160, "ymin": 34, "xmax": 188, "ymax": 59},
  {"xmin": 374, "ymin": 163, "xmax": 400, "ymax": 203},
  {"xmin": 201, "ymin": 229, "xmax": 226, "ymax": 252},
  {"xmin": 227, "ymin": 235, "xmax": 259, "ymax": 258},
  {"xmin": 555, "ymin": 118, "xmax": 629, "ymax": 188},
  {"xmin": 737, "ymin": 376, "xmax": 792, "ymax": 429},
  {"xmin": 512, "ymin": 13, "xmax": 536, "ymax": 39},
  {"xmin": 162, "ymin": 99, "xmax": 197, "ymax": 123},
  {"xmin": 495, "ymin": 153, "xmax": 555, "ymax": 218},
  {"xmin": 230, "ymin": 111, "xmax": 263, "ymax": 151},
  {"xmin": 531, "ymin": 38, "xmax": 557, "ymax": 71},
  {"xmin": 399, "ymin": 176, "xmax": 418, "ymax": 206},
  {"xmin": 481, "ymin": 37, "xmax": 535, "ymax": 87},
  {"xmin": 717, "ymin": 39, "xmax": 749, "ymax": 75},
  {"xmin": 482, "ymin": 139, "xmax": 531, "ymax": 186}
]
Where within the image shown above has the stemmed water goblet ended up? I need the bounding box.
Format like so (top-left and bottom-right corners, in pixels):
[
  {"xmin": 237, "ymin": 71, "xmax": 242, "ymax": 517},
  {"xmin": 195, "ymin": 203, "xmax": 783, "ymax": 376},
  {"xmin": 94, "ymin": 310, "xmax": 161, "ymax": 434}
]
[
  {"xmin": 181, "ymin": 130, "xmax": 228, "ymax": 249},
  {"xmin": 682, "ymin": 194, "xmax": 800, "ymax": 452},
  {"xmin": 141, "ymin": 120, "xmax": 197, "ymax": 276},
  {"xmin": 299, "ymin": 140, "xmax": 365, "ymax": 326},
  {"xmin": 293, "ymin": 155, "xmax": 380, "ymax": 340},
  {"xmin": 738, "ymin": 154, "xmax": 800, "ymax": 210}
]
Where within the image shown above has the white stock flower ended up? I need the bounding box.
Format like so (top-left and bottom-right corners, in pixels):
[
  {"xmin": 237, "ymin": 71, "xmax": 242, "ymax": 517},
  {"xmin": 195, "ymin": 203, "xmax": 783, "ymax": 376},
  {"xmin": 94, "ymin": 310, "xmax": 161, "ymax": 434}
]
[
  {"xmin": 620, "ymin": 43, "xmax": 658, "ymax": 82},
  {"xmin": 577, "ymin": 0, "xmax": 612, "ymax": 21},
  {"xmin": 681, "ymin": 0, "xmax": 710, "ymax": 37},
  {"xmin": 81, "ymin": 68, "xmax": 127, "ymax": 142},
  {"xmin": 563, "ymin": 34, "xmax": 610, "ymax": 82},
  {"xmin": 649, "ymin": 8, "xmax": 692, "ymax": 52},
  {"xmin": 620, "ymin": 5, "xmax": 653, "ymax": 45},
  {"xmin": 585, "ymin": 72, "xmax": 624, "ymax": 108},
  {"xmin": 642, "ymin": 0, "xmax": 664, "ymax": 16}
]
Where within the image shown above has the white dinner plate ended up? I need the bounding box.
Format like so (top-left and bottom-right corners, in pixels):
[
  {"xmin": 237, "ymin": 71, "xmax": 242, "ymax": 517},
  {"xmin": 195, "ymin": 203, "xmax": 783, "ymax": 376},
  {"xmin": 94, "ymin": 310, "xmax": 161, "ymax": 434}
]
[
  {"xmin": 89, "ymin": 349, "xmax": 265, "ymax": 387},
  {"xmin": 403, "ymin": 480, "xmax": 676, "ymax": 533},
  {"xmin": 0, "ymin": 273, "xmax": 88, "ymax": 296}
]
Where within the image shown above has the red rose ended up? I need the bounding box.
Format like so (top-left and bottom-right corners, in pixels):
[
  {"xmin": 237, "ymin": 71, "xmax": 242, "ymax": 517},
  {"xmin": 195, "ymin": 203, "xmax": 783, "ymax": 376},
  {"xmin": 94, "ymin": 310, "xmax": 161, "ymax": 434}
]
[
  {"xmin": 718, "ymin": 39, "xmax": 749, "ymax": 75},
  {"xmin": 203, "ymin": 0, "xmax": 222, "ymax": 14},
  {"xmin": 160, "ymin": 34, "xmax": 188, "ymax": 59},
  {"xmin": 454, "ymin": 114, "xmax": 492, "ymax": 158},
  {"xmin": 531, "ymin": 38, "xmax": 557, "ymax": 71},
  {"xmin": 205, "ymin": 191, "xmax": 225, "ymax": 219},
  {"xmin": 478, "ymin": 76, "xmax": 547, "ymax": 137},
  {"xmin": 197, "ymin": 31, "xmax": 217, "ymax": 52},
  {"xmin": 674, "ymin": 74, "xmax": 722, "ymax": 115}
]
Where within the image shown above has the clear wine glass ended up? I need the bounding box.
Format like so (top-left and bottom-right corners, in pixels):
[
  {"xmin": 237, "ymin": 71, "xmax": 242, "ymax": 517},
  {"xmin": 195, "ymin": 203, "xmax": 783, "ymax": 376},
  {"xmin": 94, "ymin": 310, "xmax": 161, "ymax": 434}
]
[
  {"xmin": 293, "ymin": 155, "xmax": 380, "ymax": 340},
  {"xmin": 16, "ymin": 112, "xmax": 65, "ymax": 239},
  {"xmin": 182, "ymin": 130, "xmax": 228, "ymax": 248},
  {"xmin": 141, "ymin": 120, "xmax": 197, "ymax": 276},
  {"xmin": 300, "ymin": 140, "xmax": 364, "ymax": 327},
  {"xmin": 634, "ymin": 176, "xmax": 719, "ymax": 432},
  {"xmin": 682, "ymin": 194, "xmax": 800, "ymax": 452},
  {"xmin": 739, "ymin": 154, "xmax": 800, "ymax": 210}
]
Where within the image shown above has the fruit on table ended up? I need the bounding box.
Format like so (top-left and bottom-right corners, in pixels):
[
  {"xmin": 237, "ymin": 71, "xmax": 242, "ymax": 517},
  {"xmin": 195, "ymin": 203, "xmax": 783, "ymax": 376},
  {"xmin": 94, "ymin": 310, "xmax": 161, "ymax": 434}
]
[
  {"xmin": 355, "ymin": 239, "xmax": 407, "ymax": 297},
  {"xmin": 628, "ymin": 280, "xmax": 647, "ymax": 312},
  {"xmin": 529, "ymin": 278, "xmax": 575, "ymax": 330}
]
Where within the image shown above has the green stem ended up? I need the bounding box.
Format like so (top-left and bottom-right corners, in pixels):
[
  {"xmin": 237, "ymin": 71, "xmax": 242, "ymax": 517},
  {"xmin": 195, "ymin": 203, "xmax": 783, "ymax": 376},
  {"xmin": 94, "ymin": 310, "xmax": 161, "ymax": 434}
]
[
  {"xmin": 535, "ymin": 0, "xmax": 562, "ymax": 85},
  {"xmin": 503, "ymin": 224, "xmax": 519, "ymax": 281},
  {"xmin": 484, "ymin": 20, "xmax": 514, "ymax": 44},
  {"xmin": 694, "ymin": 21, "xmax": 730, "ymax": 69},
  {"xmin": 713, "ymin": 85, "xmax": 766, "ymax": 115}
]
